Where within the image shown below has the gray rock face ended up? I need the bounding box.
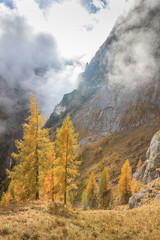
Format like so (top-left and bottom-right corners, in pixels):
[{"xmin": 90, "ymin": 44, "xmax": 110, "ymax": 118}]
[
  {"xmin": 129, "ymin": 179, "xmax": 160, "ymax": 208},
  {"xmin": 133, "ymin": 130, "xmax": 160, "ymax": 184}
]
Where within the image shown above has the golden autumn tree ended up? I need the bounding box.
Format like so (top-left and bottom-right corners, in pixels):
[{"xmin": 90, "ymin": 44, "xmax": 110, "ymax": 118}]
[
  {"xmin": 81, "ymin": 190, "xmax": 87, "ymax": 206},
  {"xmin": 136, "ymin": 159, "xmax": 142, "ymax": 171},
  {"xmin": 54, "ymin": 114, "xmax": 80, "ymax": 205},
  {"xmin": 5, "ymin": 94, "xmax": 51, "ymax": 203},
  {"xmin": 99, "ymin": 156, "xmax": 105, "ymax": 173},
  {"xmin": 131, "ymin": 178, "xmax": 138, "ymax": 195},
  {"xmin": 118, "ymin": 160, "xmax": 132, "ymax": 202},
  {"xmin": 43, "ymin": 141, "xmax": 56, "ymax": 201},
  {"xmin": 99, "ymin": 167, "xmax": 110, "ymax": 197},
  {"xmin": 86, "ymin": 172, "xmax": 97, "ymax": 200}
]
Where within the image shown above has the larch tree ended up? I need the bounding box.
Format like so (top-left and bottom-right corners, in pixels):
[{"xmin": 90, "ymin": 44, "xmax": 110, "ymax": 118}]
[
  {"xmin": 7, "ymin": 94, "xmax": 51, "ymax": 202},
  {"xmin": 54, "ymin": 114, "xmax": 80, "ymax": 205},
  {"xmin": 99, "ymin": 167, "xmax": 110, "ymax": 197},
  {"xmin": 43, "ymin": 141, "xmax": 56, "ymax": 201},
  {"xmin": 99, "ymin": 157, "xmax": 105, "ymax": 173},
  {"xmin": 86, "ymin": 172, "xmax": 97, "ymax": 200},
  {"xmin": 118, "ymin": 160, "xmax": 132, "ymax": 202},
  {"xmin": 136, "ymin": 159, "xmax": 142, "ymax": 171},
  {"xmin": 131, "ymin": 178, "xmax": 138, "ymax": 195},
  {"xmin": 81, "ymin": 190, "xmax": 87, "ymax": 206}
]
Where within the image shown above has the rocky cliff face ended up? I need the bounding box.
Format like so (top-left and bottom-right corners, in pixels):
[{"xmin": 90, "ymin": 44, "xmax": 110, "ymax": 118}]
[
  {"xmin": 47, "ymin": 0, "xmax": 160, "ymax": 145},
  {"xmin": 129, "ymin": 129, "xmax": 160, "ymax": 208},
  {"xmin": 133, "ymin": 130, "xmax": 160, "ymax": 184}
]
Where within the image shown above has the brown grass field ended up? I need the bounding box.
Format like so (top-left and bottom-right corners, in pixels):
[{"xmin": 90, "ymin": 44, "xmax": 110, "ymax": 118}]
[{"xmin": 0, "ymin": 199, "xmax": 160, "ymax": 240}]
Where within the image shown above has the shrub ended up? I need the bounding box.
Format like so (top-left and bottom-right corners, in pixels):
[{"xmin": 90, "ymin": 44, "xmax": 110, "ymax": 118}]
[
  {"xmin": 94, "ymin": 147, "xmax": 103, "ymax": 155},
  {"xmin": 83, "ymin": 143, "xmax": 90, "ymax": 152}
]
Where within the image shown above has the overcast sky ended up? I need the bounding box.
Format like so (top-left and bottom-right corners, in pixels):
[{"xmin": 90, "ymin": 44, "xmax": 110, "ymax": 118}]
[{"xmin": 0, "ymin": 0, "xmax": 135, "ymax": 115}]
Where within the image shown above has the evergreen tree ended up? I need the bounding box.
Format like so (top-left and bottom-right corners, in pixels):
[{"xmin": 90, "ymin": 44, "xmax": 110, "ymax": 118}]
[
  {"xmin": 6, "ymin": 94, "xmax": 50, "ymax": 202},
  {"xmin": 118, "ymin": 160, "xmax": 132, "ymax": 202},
  {"xmin": 86, "ymin": 172, "xmax": 97, "ymax": 200},
  {"xmin": 54, "ymin": 114, "xmax": 80, "ymax": 205},
  {"xmin": 99, "ymin": 167, "xmax": 110, "ymax": 196}
]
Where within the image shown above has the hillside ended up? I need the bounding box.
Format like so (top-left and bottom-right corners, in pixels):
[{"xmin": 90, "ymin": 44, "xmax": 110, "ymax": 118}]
[
  {"xmin": 74, "ymin": 113, "xmax": 160, "ymax": 205},
  {"xmin": 0, "ymin": 200, "xmax": 160, "ymax": 240}
]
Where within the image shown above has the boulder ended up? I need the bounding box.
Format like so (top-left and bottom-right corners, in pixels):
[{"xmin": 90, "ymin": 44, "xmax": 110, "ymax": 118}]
[{"xmin": 128, "ymin": 189, "xmax": 148, "ymax": 209}]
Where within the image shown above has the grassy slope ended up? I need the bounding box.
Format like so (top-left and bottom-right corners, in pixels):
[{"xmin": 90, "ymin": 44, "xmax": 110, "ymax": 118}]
[
  {"xmin": 78, "ymin": 114, "xmax": 160, "ymax": 190},
  {"xmin": 0, "ymin": 200, "xmax": 160, "ymax": 240}
]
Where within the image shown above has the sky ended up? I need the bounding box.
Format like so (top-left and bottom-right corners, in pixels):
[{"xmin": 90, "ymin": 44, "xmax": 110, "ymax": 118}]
[{"xmin": 0, "ymin": 0, "xmax": 135, "ymax": 115}]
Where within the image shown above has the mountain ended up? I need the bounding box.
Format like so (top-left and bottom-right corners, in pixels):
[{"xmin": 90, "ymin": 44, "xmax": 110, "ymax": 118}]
[
  {"xmin": 0, "ymin": 79, "xmax": 29, "ymax": 179},
  {"xmin": 46, "ymin": 0, "xmax": 160, "ymax": 147}
]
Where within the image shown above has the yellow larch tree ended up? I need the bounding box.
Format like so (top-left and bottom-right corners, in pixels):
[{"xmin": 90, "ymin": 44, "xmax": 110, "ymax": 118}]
[
  {"xmin": 4, "ymin": 94, "xmax": 51, "ymax": 203},
  {"xmin": 86, "ymin": 172, "xmax": 97, "ymax": 200},
  {"xmin": 99, "ymin": 167, "xmax": 110, "ymax": 197},
  {"xmin": 81, "ymin": 190, "xmax": 87, "ymax": 206},
  {"xmin": 118, "ymin": 160, "xmax": 132, "ymax": 202},
  {"xmin": 54, "ymin": 114, "xmax": 80, "ymax": 205},
  {"xmin": 43, "ymin": 141, "xmax": 56, "ymax": 201},
  {"xmin": 131, "ymin": 178, "xmax": 138, "ymax": 195},
  {"xmin": 136, "ymin": 159, "xmax": 142, "ymax": 171}
]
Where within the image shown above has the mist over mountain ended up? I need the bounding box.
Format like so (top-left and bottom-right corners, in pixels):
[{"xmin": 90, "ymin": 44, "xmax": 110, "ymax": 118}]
[{"xmin": 47, "ymin": 0, "xmax": 160, "ymax": 143}]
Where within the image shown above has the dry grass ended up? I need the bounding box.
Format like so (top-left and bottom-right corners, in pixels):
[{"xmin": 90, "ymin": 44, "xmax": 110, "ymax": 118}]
[{"xmin": 0, "ymin": 200, "xmax": 160, "ymax": 240}]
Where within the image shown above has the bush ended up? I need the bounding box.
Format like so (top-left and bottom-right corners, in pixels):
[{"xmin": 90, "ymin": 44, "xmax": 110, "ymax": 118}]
[
  {"xmin": 83, "ymin": 143, "xmax": 90, "ymax": 152},
  {"xmin": 94, "ymin": 147, "xmax": 103, "ymax": 155}
]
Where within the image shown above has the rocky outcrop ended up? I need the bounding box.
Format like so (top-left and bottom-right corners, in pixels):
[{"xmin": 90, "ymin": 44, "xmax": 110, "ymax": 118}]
[
  {"xmin": 129, "ymin": 178, "xmax": 160, "ymax": 209},
  {"xmin": 133, "ymin": 130, "xmax": 160, "ymax": 184}
]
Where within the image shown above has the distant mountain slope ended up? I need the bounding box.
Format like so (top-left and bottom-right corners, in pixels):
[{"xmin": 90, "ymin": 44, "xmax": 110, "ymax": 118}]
[
  {"xmin": 0, "ymin": 79, "xmax": 28, "ymax": 178},
  {"xmin": 46, "ymin": 0, "xmax": 160, "ymax": 144}
]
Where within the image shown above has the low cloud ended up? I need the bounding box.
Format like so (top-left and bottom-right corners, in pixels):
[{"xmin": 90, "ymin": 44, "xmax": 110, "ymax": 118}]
[
  {"xmin": 106, "ymin": 0, "xmax": 160, "ymax": 90},
  {"xmin": 0, "ymin": 6, "xmax": 82, "ymax": 117}
]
